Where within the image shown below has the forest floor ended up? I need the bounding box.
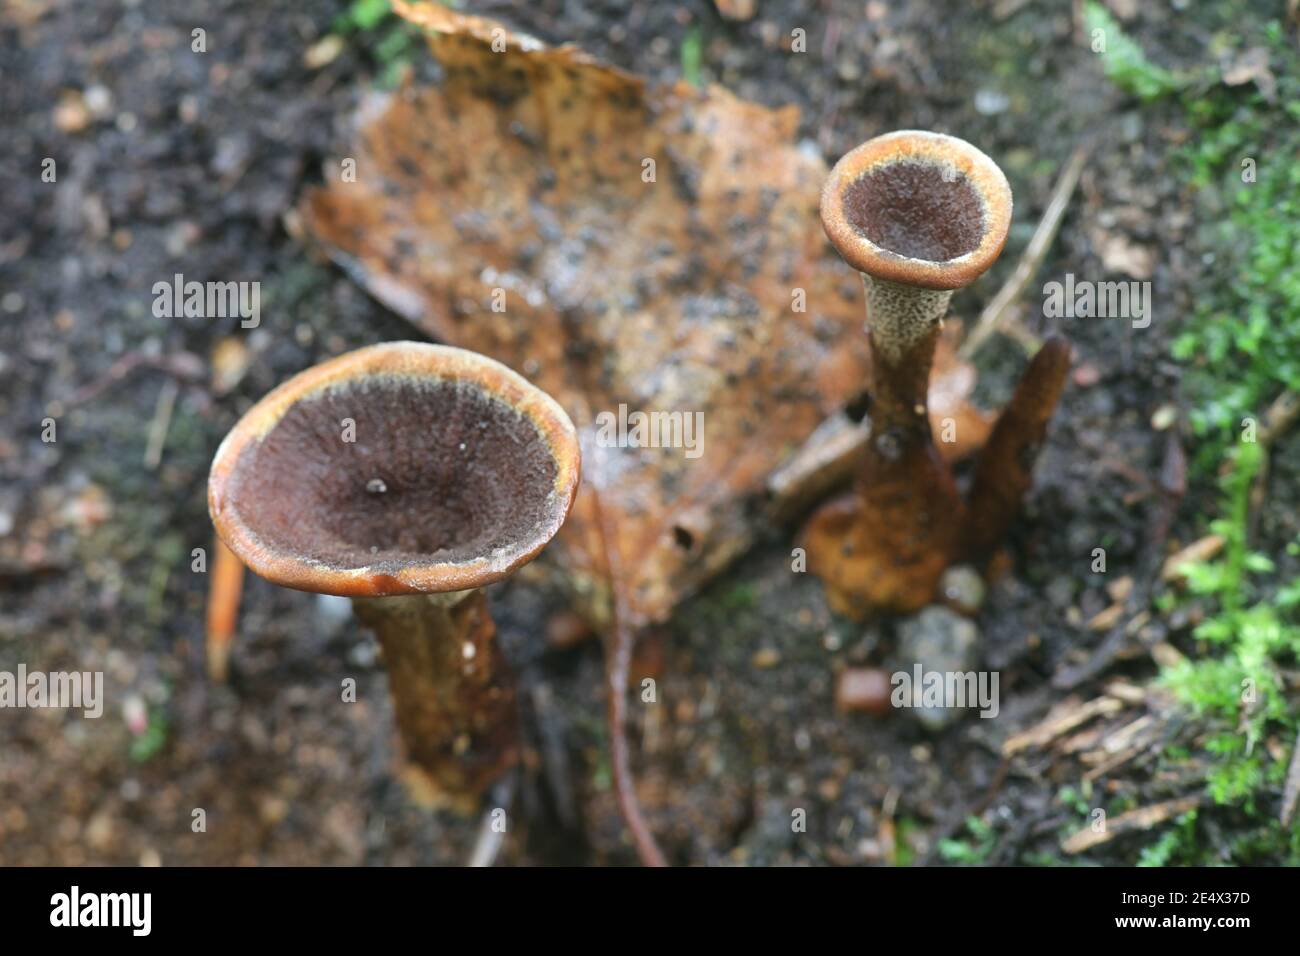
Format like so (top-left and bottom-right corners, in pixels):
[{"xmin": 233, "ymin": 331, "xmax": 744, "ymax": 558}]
[{"xmin": 2, "ymin": 0, "xmax": 1298, "ymax": 865}]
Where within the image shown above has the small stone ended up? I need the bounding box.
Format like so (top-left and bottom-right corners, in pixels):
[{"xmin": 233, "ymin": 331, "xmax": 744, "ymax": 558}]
[
  {"xmin": 210, "ymin": 336, "xmax": 251, "ymax": 395},
  {"xmin": 835, "ymin": 667, "xmax": 892, "ymax": 715},
  {"xmin": 545, "ymin": 609, "xmax": 593, "ymax": 650},
  {"xmin": 83, "ymin": 84, "xmax": 114, "ymax": 118},
  {"xmin": 1045, "ymin": 572, "xmax": 1076, "ymax": 608},
  {"xmin": 315, "ymin": 593, "xmax": 353, "ymax": 638},
  {"xmin": 259, "ymin": 796, "xmax": 290, "ymax": 825},
  {"xmin": 85, "ymin": 811, "xmax": 114, "ymax": 851},
  {"xmin": 53, "ymin": 91, "xmax": 91, "ymax": 132},
  {"xmin": 896, "ymin": 606, "xmax": 980, "ymax": 731},
  {"xmin": 938, "ymin": 564, "xmax": 986, "ymax": 615},
  {"xmin": 1072, "ymin": 362, "xmax": 1101, "ymax": 388},
  {"xmin": 303, "ymin": 34, "xmax": 345, "ymax": 69},
  {"xmin": 974, "ymin": 88, "xmax": 1010, "ymax": 116},
  {"xmin": 1151, "ymin": 404, "xmax": 1178, "ymax": 431}
]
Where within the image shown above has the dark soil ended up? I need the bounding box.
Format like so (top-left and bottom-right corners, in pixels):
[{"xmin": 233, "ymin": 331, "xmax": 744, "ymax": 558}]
[{"xmin": 0, "ymin": 1, "xmax": 1263, "ymax": 865}]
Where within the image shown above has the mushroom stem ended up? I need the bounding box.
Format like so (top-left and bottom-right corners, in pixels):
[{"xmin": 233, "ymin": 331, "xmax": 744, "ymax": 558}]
[
  {"xmin": 205, "ymin": 536, "xmax": 244, "ymax": 682},
  {"xmin": 855, "ymin": 275, "xmax": 966, "ymax": 595},
  {"xmin": 962, "ymin": 335, "xmax": 1072, "ymax": 562},
  {"xmin": 353, "ymin": 589, "xmax": 518, "ymax": 813},
  {"xmin": 804, "ymin": 276, "xmax": 966, "ymax": 618},
  {"xmin": 804, "ymin": 130, "xmax": 1016, "ymax": 619}
]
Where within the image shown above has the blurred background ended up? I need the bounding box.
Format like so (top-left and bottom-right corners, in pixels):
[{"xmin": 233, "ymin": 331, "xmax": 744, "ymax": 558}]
[{"xmin": 2, "ymin": 0, "xmax": 1299, "ymax": 865}]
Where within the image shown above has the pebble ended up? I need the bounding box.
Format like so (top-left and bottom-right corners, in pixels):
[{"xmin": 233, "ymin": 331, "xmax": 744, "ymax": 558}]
[
  {"xmin": 896, "ymin": 606, "xmax": 981, "ymax": 731},
  {"xmin": 53, "ymin": 91, "xmax": 91, "ymax": 132},
  {"xmin": 545, "ymin": 609, "xmax": 593, "ymax": 650},
  {"xmin": 939, "ymin": 564, "xmax": 986, "ymax": 615},
  {"xmin": 835, "ymin": 667, "xmax": 892, "ymax": 715},
  {"xmin": 974, "ymin": 88, "xmax": 1010, "ymax": 116}
]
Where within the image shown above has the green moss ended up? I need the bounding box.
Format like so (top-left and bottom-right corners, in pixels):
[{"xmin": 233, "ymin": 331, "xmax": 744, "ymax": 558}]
[
  {"xmin": 937, "ymin": 815, "xmax": 997, "ymax": 864},
  {"xmin": 333, "ymin": 0, "xmax": 423, "ymax": 88},
  {"xmin": 680, "ymin": 27, "xmax": 703, "ymax": 88},
  {"xmin": 1092, "ymin": 9, "xmax": 1300, "ymax": 864},
  {"xmin": 1082, "ymin": 1, "xmax": 1186, "ymax": 101}
]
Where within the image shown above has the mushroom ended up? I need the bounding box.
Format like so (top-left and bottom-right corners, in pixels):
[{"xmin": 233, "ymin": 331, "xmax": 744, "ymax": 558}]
[
  {"xmin": 208, "ymin": 341, "xmax": 580, "ymax": 811},
  {"xmin": 804, "ymin": 130, "xmax": 1068, "ymax": 618}
]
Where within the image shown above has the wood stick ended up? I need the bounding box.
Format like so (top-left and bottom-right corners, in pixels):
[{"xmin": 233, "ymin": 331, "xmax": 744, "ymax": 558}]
[{"xmin": 960, "ymin": 146, "xmax": 1088, "ymax": 360}]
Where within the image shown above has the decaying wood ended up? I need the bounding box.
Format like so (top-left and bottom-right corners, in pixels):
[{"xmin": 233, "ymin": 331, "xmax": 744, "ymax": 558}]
[{"xmin": 1002, "ymin": 694, "xmax": 1125, "ymax": 756}]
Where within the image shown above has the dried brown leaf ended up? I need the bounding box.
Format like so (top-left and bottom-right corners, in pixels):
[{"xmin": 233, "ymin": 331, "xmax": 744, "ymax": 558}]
[{"xmin": 301, "ymin": 4, "xmax": 991, "ymax": 624}]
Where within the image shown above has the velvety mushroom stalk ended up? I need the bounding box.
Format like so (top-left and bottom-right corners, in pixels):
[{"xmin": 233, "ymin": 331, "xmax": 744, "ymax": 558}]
[
  {"xmin": 805, "ymin": 130, "xmax": 1065, "ymax": 618},
  {"xmin": 961, "ymin": 334, "xmax": 1071, "ymax": 561},
  {"xmin": 351, "ymin": 590, "xmax": 517, "ymax": 807},
  {"xmin": 208, "ymin": 342, "xmax": 580, "ymax": 813}
]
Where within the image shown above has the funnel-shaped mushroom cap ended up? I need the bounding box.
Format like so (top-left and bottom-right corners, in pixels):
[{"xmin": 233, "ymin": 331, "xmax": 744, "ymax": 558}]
[
  {"xmin": 821, "ymin": 130, "xmax": 1012, "ymax": 291},
  {"xmin": 208, "ymin": 342, "xmax": 580, "ymax": 597}
]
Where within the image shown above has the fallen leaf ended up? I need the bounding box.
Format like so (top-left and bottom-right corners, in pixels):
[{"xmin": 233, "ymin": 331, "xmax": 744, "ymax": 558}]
[
  {"xmin": 1089, "ymin": 226, "xmax": 1156, "ymax": 280},
  {"xmin": 302, "ymin": 3, "xmax": 887, "ymax": 624}
]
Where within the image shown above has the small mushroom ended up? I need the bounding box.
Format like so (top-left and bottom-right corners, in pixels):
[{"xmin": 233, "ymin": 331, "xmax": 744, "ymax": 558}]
[
  {"xmin": 208, "ymin": 341, "xmax": 580, "ymax": 811},
  {"xmin": 806, "ymin": 131, "xmax": 1013, "ymax": 619},
  {"xmin": 805, "ymin": 131, "xmax": 1067, "ymax": 619}
]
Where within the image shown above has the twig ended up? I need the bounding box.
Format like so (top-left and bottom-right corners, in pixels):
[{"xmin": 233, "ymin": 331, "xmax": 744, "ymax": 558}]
[
  {"xmin": 1281, "ymin": 724, "xmax": 1300, "ymax": 826},
  {"xmin": 1061, "ymin": 795, "xmax": 1200, "ymax": 854},
  {"xmin": 68, "ymin": 350, "xmax": 205, "ymax": 406},
  {"xmin": 143, "ymin": 379, "xmax": 179, "ymax": 470},
  {"xmin": 1248, "ymin": 390, "xmax": 1300, "ymax": 543},
  {"xmin": 590, "ymin": 484, "xmax": 667, "ymax": 867},
  {"xmin": 467, "ymin": 776, "xmax": 515, "ymax": 867},
  {"xmin": 1002, "ymin": 695, "xmax": 1123, "ymax": 756},
  {"xmin": 960, "ymin": 146, "xmax": 1088, "ymax": 360}
]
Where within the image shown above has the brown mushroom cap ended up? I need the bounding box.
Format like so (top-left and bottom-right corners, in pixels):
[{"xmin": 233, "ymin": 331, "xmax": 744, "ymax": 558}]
[
  {"xmin": 208, "ymin": 342, "xmax": 581, "ymax": 597},
  {"xmin": 821, "ymin": 130, "xmax": 1013, "ymax": 291}
]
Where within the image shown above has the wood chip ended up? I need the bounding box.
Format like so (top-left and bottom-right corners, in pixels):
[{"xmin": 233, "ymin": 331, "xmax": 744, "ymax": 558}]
[
  {"xmin": 1062, "ymin": 796, "xmax": 1200, "ymax": 854},
  {"xmin": 1161, "ymin": 534, "xmax": 1225, "ymax": 581},
  {"xmin": 1087, "ymin": 603, "xmax": 1125, "ymax": 632},
  {"xmin": 1002, "ymin": 695, "xmax": 1123, "ymax": 756}
]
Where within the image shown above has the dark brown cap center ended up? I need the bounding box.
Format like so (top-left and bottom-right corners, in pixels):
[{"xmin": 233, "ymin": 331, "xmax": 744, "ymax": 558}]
[
  {"xmin": 226, "ymin": 376, "xmax": 560, "ymax": 574},
  {"xmin": 841, "ymin": 161, "xmax": 985, "ymax": 263}
]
